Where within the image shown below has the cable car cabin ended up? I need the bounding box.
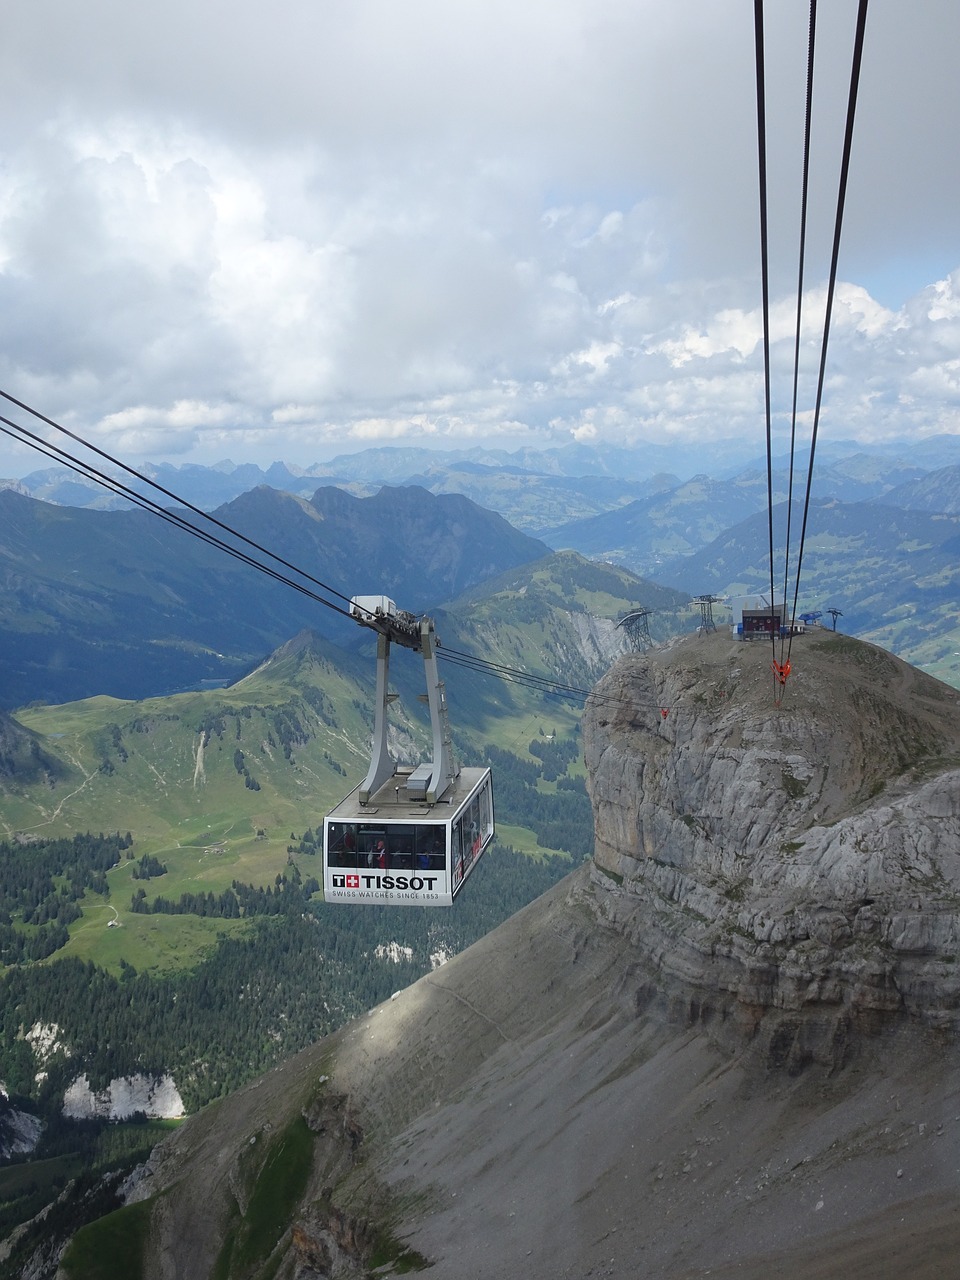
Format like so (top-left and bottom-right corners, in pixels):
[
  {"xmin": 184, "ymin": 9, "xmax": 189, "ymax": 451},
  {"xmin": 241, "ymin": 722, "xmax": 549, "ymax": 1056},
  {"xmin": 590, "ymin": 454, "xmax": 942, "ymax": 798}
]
[
  {"xmin": 324, "ymin": 599, "xmax": 495, "ymax": 906},
  {"xmin": 323, "ymin": 766, "xmax": 494, "ymax": 906}
]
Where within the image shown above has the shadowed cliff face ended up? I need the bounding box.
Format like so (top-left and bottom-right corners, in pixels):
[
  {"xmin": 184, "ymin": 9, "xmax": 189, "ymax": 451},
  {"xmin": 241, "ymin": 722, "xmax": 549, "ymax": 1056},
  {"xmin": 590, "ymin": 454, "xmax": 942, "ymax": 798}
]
[{"xmin": 70, "ymin": 633, "xmax": 960, "ymax": 1280}]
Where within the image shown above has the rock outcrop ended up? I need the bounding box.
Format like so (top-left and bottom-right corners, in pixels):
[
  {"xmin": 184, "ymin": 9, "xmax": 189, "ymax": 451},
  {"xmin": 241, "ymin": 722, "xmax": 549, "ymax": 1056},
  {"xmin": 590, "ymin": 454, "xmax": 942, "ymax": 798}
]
[
  {"xmin": 583, "ymin": 632, "xmax": 960, "ymax": 1064},
  {"xmin": 0, "ymin": 1098, "xmax": 41, "ymax": 1160},
  {"xmin": 62, "ymin": 1073, "xmax": 184, "ymax": 1121},
  {"xmin": 65, "ymin": 632, "xmax": 960, "ymax": 1280}
]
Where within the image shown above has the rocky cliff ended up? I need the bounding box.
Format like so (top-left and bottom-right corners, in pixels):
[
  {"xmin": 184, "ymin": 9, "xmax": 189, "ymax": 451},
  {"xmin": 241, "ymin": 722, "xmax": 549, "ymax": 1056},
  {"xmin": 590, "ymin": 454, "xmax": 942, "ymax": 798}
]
[
  {"xmin": 583, "ymin": 631, "xmax": 960, "ymax": 1065},
  {"xmin": 58, "ymin": 632, "xmax": 960, "ymax": 1279}
]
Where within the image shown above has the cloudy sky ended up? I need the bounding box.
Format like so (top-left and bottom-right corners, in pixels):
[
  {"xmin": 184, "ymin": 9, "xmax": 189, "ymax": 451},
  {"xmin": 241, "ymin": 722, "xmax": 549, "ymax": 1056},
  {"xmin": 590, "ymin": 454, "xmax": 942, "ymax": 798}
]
[{"xmin": 1, "ymin": 0, "xmax": 958, "ymax": 472}]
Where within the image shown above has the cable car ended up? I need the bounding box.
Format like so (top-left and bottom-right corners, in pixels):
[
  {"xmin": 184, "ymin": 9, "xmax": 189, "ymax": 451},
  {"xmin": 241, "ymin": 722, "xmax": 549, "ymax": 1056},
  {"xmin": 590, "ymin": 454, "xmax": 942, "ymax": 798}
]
[{"xmin": 322, "ymin": 596, "xmax": 494, "ymax": 907}]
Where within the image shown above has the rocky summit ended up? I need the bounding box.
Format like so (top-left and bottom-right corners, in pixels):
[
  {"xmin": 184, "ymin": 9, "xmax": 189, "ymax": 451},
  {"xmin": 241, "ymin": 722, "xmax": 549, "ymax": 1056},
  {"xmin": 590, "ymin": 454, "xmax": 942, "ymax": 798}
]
[
  {"xmin": 91, "ymin": 632, "xmax": 960, "ymax": 1280},
  {"xmin": 584, "ymin": 630, "xmax": 960, "ymax": 1061}
]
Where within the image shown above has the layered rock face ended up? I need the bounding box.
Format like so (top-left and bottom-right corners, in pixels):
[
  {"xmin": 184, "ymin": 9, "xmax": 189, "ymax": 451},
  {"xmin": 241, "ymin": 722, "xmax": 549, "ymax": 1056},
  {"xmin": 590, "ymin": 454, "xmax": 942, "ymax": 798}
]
[{"xmin": 583, "ymin": 630, "xmax": 960, "ymax": 1062}]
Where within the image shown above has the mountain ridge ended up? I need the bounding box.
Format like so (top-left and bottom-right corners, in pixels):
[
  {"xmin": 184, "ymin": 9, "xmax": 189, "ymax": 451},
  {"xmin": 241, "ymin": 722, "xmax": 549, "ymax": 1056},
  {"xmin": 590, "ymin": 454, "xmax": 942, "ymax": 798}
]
[{"xmin": 0, "ymin": 485, "xmax": 548, "ymax": 707}]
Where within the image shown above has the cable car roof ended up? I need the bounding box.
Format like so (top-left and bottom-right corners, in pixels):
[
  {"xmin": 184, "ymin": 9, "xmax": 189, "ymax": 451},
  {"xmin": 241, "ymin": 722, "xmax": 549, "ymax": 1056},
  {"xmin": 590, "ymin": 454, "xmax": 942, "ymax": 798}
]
[{"xmin": 326, "ymin": 765, "xmax": 491, "ymax": 825}]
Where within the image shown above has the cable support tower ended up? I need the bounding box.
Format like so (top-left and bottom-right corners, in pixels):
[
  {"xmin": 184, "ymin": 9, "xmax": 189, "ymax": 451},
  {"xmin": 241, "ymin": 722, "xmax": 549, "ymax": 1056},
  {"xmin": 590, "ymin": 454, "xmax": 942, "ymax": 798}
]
[
  {"xmin": 616, "ymin": 608, "xmax": 654, "ymax": 652},
  {"xmin": 691, "ymin": 595, "xmax": 722, "ymax": 634}
]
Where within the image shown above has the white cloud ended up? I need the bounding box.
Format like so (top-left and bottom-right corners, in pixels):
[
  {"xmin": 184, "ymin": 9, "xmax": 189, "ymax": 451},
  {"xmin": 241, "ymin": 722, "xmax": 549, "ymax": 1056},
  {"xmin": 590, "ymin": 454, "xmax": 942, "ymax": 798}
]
[{"xmin": 0, "ymin": 0, "xmax": 958, "ymax": 470}]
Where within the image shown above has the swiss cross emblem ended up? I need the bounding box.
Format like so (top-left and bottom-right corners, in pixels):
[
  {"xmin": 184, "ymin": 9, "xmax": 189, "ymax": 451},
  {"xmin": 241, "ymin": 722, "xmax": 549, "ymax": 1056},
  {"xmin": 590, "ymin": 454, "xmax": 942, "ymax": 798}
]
[{"xmin": 346, "ymin": 874, "xmax": 360, "ymax": 888}]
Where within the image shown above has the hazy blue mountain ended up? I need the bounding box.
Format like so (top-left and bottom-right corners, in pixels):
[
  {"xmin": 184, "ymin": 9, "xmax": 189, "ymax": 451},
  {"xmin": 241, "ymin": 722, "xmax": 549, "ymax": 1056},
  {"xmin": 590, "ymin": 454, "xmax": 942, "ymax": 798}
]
[
  {"xmin": 869, "ymin": 434, "xmax": 960, "ymax": 469},
  {"xmin": 878, "ymin": 464, "xmax": 960, "ymax": 515},
  {"xmin": 324, "ymin": 442, "xmax": 646, "ymax": 482},
  {"xmin": 0, "ymin": 485, "xmax": 548, "ymax": 708},
  {"xmin": 824, "ymin": 451, "xmax": 929, "ymax": 494},
  {"xmin": 323, "ymin": 439, "xmax": 810, "ymax": 484},
  {"xmin": 540, "ymin": 460, "xmax": 936, "ymax": 575},
  {"xmin": 542, "ymin": 475, "xmax": 769, "ymax": 572},
  {"xmin": 395, "ymin": 462, "xmax": 679, "ymax": 532},
  {"xmin": 10, "ymin": 459, "xmax": 337, "ymax": 511},
  {"xmin": 7, "ymin": 438, "xmax": 951, "ymax": 531}
]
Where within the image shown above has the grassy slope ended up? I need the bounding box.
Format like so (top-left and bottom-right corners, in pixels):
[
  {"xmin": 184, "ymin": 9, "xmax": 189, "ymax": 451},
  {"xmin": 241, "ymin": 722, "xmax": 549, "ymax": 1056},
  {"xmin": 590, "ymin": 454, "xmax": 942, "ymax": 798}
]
[{"xmin": 6, "ymin": 643, "xmax": 375, "ymax": 972}]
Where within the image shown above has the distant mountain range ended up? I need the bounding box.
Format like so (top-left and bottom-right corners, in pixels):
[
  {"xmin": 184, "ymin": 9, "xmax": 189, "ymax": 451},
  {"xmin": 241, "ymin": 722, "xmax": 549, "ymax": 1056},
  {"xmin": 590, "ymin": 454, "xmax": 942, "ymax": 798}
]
[
  {"xmin": 539, "ymin": 460, "xmax": 940, "ymax": 574},
  {"xmin": 5, "ymin": 439, "xmax": 960, "ymax": 704},
  {"xmin": 0, "ymin": 484, "xmax": 547, "ymax": 708},
  {"xmin": 5, "ymin": 435, "xmax": 959, "ymax": 532}
]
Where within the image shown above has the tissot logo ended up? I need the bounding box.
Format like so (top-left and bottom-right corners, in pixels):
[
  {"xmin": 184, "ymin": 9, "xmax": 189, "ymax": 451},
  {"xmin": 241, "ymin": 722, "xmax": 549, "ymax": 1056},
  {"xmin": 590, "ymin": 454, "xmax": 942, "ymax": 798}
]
[
  {"xmin": 332, "ymin": 874, "xmax": 360, "ymax": 888},
  {"xmin": 330, "ymin": 873, "xmax": 439, "ymax": 891}
]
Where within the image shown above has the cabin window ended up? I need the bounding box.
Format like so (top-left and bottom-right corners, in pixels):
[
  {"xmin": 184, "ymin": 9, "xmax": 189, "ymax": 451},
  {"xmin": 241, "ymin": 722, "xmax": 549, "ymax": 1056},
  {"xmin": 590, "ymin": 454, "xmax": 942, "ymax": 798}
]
[
  {"xmin": 326, "ymin": 822, "xmax": 447, "ymax": 871},
  {"xmin": 451, "ymin": 783, "xmax": 493, "ymax": 887}
]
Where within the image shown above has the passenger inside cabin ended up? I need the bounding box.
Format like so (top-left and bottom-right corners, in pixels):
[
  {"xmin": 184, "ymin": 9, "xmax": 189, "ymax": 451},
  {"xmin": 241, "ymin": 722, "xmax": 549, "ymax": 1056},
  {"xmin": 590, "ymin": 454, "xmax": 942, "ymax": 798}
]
[
  {"xmin": 392, "ymin": 835, "xmax": 414, "ymax": 870},
  {"xmin": 328, "ymin": 824, "xmax": 358, "ymax": 868}
]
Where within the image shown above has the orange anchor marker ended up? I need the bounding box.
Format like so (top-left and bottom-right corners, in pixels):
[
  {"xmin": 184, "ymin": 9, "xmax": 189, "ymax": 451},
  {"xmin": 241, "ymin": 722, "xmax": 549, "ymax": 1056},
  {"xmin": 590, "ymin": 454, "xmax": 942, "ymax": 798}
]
[{"xmin": 771, "ymin": 659, "xmax": 791, "ymax": 687}]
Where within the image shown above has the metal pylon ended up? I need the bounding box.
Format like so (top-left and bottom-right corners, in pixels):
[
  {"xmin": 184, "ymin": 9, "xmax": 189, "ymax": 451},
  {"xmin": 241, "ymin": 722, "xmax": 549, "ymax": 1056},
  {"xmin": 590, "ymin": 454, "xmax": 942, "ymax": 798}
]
[
  {"xmin": 692, "ymin": 594, "xmax": 722, "ymax": 634},
  {"xmin": 616, "ymin": 609, "xmax": 653, "ymax": 652}
]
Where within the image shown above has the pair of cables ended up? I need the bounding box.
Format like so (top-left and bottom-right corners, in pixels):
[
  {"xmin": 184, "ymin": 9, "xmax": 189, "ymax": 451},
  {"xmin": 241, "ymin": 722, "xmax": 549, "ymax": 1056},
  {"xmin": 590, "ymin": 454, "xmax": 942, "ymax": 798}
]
[
  {"xmin": 1, "ymin": 388, "xmax": 672, "ymax": 716},
  {"xmin": 0, "ymin": 389, "xmax": 357, "ymax": 623},
  {"xmin": 753, "ymin": 0, "xmax": 869, "ymax": 700}
]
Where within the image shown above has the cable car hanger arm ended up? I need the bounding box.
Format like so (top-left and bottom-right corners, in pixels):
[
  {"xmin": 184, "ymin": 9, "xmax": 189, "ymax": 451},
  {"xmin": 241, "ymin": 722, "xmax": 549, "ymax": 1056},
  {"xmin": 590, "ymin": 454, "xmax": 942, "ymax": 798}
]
[{"xmin": 350, "ymin": 596, "xmax": 459, "ymax": 806}]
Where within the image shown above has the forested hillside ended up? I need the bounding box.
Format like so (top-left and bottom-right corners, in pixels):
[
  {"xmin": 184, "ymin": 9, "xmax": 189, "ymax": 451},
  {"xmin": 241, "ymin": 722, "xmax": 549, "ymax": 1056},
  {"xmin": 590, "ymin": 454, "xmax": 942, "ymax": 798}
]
[
  {"xmin": 0, "ymin": 830, "xmax": 580, "ymax": 1109},
  {"xmin": 0, "ymin": 731, "xmax": 589, "ymax": 1248}
]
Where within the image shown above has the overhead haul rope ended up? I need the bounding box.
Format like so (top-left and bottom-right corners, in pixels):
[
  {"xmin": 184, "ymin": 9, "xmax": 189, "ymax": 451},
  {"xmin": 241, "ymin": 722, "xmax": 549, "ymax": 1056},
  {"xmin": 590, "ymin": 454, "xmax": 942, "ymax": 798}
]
[
  {"xmin": 786, "ymin": 0, "xmax": 869, "ymax": 664},
  {"xmin": 753, "ymin": 0, "xmax": 869, "ymax": 703},
  {"xmin": 438, "ymin": 646, "xmax": 682, "ymax": 721},
  {"xmin": 753, "ymin": 0, "xmax": 778, "ymax": 693},
  {"xmin": 752, "ymin": 0, "xmax": 783, "ymax": 691},
  {"xmin": 777, "ymin": 0, "xmax": 818, "ymax": 687},
  {"xmin": 2, "ymin": 394, "xmax": 680, "ymax": 719},
  {"xmin": 0, "ymin": 388, "xmax": 357, "ymax": 616},
  {"xmin": 440, "ymin": 644, "xmax": 611, "ymax": 701}
]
